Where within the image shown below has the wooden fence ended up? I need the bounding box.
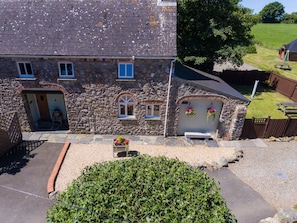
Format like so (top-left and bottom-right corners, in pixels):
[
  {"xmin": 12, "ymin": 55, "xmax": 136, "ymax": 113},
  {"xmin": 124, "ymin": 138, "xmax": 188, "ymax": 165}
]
[
  {"xmin": 269, "ymin": 72, "xmax": 297, "ymax": 102},
  {"xmin": 0, "ymin": 112, "xmax": 23, "ymax": 157},
  {"xmin": 219, "ymin": 70, "xmax": 270, "ymax": 85},
  {"xmin": 241, "ymin": 117, "xmax": 297, "ymax": 139}
]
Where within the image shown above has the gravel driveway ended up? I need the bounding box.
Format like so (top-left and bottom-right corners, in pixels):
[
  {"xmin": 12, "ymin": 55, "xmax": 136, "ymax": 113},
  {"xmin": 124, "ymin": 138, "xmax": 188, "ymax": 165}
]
[
  {"xmin": 227, "ymin": 141, "xmax": 297, "ymax": 210},
  {"xmin": 55, "ymin": 139, "xmax": 297, "ymax": 211}
]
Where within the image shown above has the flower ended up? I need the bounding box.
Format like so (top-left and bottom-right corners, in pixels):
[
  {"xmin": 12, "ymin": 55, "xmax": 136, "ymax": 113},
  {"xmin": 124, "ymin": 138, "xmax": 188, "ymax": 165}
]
[
  {"xmin": 185, "ymin": 107, "xmax": 196, "ymax": 116},
  {"xmin": 207, "ymin": 107, "xmax": 216, "ymax": 117},
  {"xmin": 113, "ymin": 136, "xmax": 129, "ymax": 146}
]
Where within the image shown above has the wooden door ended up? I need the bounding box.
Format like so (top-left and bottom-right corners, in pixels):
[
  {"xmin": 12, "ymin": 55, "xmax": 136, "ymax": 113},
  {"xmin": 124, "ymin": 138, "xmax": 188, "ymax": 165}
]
[{"xmin": 36, "ymin": 93, "xmax": 50, "ymax": 120}]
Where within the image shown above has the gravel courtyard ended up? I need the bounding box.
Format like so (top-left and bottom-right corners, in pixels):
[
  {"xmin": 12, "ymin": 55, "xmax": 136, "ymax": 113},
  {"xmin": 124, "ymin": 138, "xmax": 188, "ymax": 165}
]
[{"xmin": 55, "ymin": 139, "xmax": 297, "ymax": 211}]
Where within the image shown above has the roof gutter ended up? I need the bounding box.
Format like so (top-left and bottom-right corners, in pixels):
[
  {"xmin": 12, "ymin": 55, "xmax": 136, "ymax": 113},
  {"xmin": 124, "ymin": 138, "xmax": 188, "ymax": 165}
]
[
  {"xmin": 163, "ymin": 58, "xmax": 176, "ymax": 137},
  {"xmin": 0, "ymin": 54, "xmax": 176, "ymax": 60}
]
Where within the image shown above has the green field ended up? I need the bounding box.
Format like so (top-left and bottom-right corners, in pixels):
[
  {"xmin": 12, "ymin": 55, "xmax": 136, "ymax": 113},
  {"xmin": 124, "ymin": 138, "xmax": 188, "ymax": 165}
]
[
  {"xmin": 243, "ymin": 23, "xmax": 297, "ymax": 80},
  {"xmin": 250, "ymin": 23, "xmax": 297, "ymax": 49}
]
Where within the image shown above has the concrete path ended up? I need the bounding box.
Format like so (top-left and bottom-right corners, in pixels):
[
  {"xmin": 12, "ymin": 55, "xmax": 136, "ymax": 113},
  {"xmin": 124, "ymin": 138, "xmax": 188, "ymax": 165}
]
[{"xmin": 206, "ymin": 168, "xmax": 276, "ymax": 223}]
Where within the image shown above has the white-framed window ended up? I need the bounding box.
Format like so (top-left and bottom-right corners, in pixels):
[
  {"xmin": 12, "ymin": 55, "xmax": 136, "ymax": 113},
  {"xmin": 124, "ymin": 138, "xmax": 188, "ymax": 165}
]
[
  {"xmin": 146, "ymin": 104, "xmax": 160, "ymax": 118},
  {"xmin": 17, "ymin": 62, "xmax": 34, "ymax": 77},
  {"xmin": 118, "ymin": 95, "xmax": 134, "ymax": 118},
  {"xmin": 118, "ymin": 63, "xmax": 134, "ymax": 79},
  {"xmin": 58, "ymin": 62, "xmax": 74, "ymax": 77}
]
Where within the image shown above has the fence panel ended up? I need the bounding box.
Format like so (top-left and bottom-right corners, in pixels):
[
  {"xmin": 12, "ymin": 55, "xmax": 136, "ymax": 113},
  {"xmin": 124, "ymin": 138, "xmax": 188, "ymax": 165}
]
[
  {"xmin": 241, "ymin": 117, "xmax": 297, "ymax": 139},
  {"xmin": 285, "ymin": 118, "xmax": 297, "ymax": 136},
  {"xmin": 241, "ymin": 117, "xmax": 269, "ymax": 139},
  {"xmin": 269, "ymin": 72, "xmax": 297, "ymax": 101},
  {"xmin": 0, "ymin": 112, "xmax": 22, "ymax": 157},
  {"xmin": 220, "ymin": 70, "xmax": 270, "ymax": 85},
  {"xmin": 264, "ymin": 119, "xmax": 289, "ymax": 138},
  {"xmin": 291, "ymin": 88, "xmax": 297, "ymax": 102}
]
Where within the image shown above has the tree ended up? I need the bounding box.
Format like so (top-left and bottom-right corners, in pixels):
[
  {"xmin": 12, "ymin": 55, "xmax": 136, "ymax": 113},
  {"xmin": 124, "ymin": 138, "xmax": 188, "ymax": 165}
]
[
  {"xmin": 177, "ymin": 0, "xmax": 256, "ymax": 71},
  {"xmin": 259, "ymin": 1, "xmax": 285, "ymax": 23},
  {"xmin": 282, "ymin": 12, "xmax": 297, "ymax": 24}
]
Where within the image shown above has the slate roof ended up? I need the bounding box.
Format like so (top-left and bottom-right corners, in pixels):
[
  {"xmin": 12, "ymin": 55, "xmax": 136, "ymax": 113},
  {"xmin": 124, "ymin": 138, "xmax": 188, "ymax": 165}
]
[
  {"xmin": 285, "ymin": 39, "xmax": 297, "ymax": 52},
  {"xmin": 174, "ymin": 63, "xmax": 249, "ymax": 102},
  {"xmin": 0, "ymin": 0, "xmax": 176, "ymax": 58}
]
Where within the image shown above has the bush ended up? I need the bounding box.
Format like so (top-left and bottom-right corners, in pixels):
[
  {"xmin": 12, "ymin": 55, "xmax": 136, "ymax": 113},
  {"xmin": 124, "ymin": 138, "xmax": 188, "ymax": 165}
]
[
  {"xmin": 47, "ymin": 155, "xmax": 236, "ymax": 222},
  {"xmin": 246, "ymin": 44, "xmax": 257, "ymax": 54}
]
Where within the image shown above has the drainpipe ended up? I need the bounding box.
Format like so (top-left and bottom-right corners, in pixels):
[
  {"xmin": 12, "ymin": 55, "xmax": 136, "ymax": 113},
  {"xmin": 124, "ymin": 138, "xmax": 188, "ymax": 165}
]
[{"xmin": 163, "ymin": 59, "xmax": 176, "ymax": 137}]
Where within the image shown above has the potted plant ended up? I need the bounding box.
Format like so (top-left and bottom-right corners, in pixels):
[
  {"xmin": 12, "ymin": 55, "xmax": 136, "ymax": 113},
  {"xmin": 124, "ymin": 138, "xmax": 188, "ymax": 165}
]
[
  {"xmin": 185, "ymin": 107, "xmax": 196, "ymax": 117},
  {"xmin": 113, "ymin": 136, "xmax": 129, "ymax": 157}
]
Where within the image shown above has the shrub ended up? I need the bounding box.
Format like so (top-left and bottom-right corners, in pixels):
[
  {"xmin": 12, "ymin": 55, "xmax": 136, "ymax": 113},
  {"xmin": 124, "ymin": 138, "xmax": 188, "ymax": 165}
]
[
  {"xmin": 47, "ymin": 155, "xmax": 236, "ymax": 222},
  {"xmin": 246, "ymin": 44, "xmax": 257, "ymax": 54}
]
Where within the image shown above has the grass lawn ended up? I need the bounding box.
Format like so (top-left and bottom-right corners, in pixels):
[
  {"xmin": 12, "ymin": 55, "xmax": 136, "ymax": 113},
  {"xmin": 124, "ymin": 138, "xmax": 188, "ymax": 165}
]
[
  {"xmin": 232, "ymin": 84, "xmax": 294, "ymax": 118},
  {"xmin": 243, "ymin": 45, "xmax": 297, "ymax": 80}
]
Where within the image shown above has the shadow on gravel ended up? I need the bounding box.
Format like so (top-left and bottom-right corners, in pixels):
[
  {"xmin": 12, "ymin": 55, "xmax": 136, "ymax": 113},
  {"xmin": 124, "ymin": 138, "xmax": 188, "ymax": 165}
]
[
  {"xmin": 116, "ymin": 150, "xmax": 139, "ymax": 158},
  {"xmin": 0, "ymin": 140, "xmax": 46, "ymax": 175}
]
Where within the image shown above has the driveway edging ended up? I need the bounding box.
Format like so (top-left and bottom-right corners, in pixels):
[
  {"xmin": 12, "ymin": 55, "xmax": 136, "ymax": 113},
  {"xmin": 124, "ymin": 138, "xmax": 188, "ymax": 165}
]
[{"xmin": 47, "ymin": 142, "xmax": 71, "ymax": 195}]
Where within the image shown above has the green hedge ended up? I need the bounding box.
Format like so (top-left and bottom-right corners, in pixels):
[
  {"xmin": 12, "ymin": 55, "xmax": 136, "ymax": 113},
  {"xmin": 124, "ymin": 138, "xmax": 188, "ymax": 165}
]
[{"xmin": 47, "ymin": 155, "xmax": 236, "ymax": 222}]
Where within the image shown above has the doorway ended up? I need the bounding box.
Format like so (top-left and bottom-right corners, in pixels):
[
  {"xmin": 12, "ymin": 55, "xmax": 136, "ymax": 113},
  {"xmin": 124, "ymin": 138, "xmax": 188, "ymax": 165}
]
[{"xmin": 24, "ymin": 90, "xmax": 69, "ymax": 131}]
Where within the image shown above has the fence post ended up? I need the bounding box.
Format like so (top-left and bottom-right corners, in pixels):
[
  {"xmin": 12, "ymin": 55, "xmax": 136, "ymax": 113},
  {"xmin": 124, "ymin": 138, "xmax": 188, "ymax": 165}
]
[
  {"xmin": 262, "ymin": 116, "xmax": 270, "ymax": 138},
  {"xmin": 283, "ymin": 117, "xmax": 291, "ymax": 137}
]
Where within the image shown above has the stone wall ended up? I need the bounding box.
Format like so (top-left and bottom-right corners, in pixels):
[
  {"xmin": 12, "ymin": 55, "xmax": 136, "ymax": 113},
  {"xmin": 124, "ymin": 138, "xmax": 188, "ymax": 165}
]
[
  {"xmin": 0, "ymin": 58, "xmax": 247, "ymax": 139},
  {"xmin": 0, "ymin": 57, "xmax": 171, "ymax": 135},
  {"xmin": 0, "ymin": 58, "xmax": 31, "ymax": 131}
]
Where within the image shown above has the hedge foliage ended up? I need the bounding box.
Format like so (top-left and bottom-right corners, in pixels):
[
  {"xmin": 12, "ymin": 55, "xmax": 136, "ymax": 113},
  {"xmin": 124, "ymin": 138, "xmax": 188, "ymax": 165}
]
[{"xmin": 47, "ymin": 155, "xmax": 236, "ymax": 222}]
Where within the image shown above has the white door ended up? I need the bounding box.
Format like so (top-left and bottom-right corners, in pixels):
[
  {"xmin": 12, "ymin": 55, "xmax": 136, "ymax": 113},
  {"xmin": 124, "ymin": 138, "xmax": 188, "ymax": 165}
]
[{"xmin": 177, "ymin": 99, "xmax": 222, "ymax": 136}]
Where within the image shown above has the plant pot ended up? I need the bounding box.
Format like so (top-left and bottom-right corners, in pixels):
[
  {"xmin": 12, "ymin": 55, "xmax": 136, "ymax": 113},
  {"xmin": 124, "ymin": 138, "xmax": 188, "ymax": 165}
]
[{"xmin": 113, "ymin": 145, "xmax": 129, "ymax": 157}]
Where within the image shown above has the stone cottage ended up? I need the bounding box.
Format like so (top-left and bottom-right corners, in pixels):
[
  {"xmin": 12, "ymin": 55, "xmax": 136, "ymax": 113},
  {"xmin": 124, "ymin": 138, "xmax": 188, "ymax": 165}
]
[{"xmin": 0, "ymin": 0, "xmax": 248, "ymax": 140}]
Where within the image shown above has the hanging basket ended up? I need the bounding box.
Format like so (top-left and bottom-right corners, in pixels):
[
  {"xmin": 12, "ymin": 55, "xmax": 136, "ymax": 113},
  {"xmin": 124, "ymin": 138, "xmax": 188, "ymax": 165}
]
[
  {"xmin": 207, "ymin": 107, "xmax": 216, "ymax": 121},
  {"xmin": 185, "ymin": 107, "xmax": 196, "ymax": 116}
]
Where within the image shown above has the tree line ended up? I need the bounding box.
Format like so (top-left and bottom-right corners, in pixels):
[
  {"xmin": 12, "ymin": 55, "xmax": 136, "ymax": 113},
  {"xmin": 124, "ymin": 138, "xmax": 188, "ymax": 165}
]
[{"xmin": 255, "ymin": 1, "xmax": 297, "ymax": 24}]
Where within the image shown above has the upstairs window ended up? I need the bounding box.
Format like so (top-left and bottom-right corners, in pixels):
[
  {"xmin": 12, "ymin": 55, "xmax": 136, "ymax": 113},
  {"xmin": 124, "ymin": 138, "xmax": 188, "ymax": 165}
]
[
  {"xmin": 58, "ymin": 62, "xmax": 74, "ymax": 77},
  {"xmin": 146, "ymin": 104, "xmax": 160, "ymax": 118},
  {"xmin": 118, "ymin": 63, "xmax": 134, "ymax": 79},
  {"xmin": 118, "ymin": 95, "xmax": 134, "ymax": 118},
  {"xmin": 17, "ymin": 62, "xmax": 34, "ymax": 77}
]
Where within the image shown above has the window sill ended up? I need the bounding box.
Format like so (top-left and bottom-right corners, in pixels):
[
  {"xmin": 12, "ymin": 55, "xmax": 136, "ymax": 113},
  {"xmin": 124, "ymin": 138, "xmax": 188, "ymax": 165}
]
[
  {"xmin": 57, "ymin": 78, "xmax": 77, "ymax": 81},
  {"xmin": 145, "ymin": 117, "xmax": 161, "ymax": 120},
  {"xmin": 116, "ymin": 78, "xmax": 136, "ymax": 82},
  {"xmin": 15, "ymin": 77, "xmax": 37, "ymax": 81},
  {"xmin": 118, "ymin": 117, "xmax": 137, "ymax": 120}
]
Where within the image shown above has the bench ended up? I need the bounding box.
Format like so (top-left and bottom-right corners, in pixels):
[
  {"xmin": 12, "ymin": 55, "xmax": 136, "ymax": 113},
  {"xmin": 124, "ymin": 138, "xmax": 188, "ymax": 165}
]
[
  {"xmin": 284, "ymin": 109, "xmax": 297, "ymax": 115},
  {"xmin": 184, "ymin": 132, "xmax": 211, "ymax": 139},
  {"xmin": 277, "ymin": 102, "xmax": 297, "ymax": 115}
]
